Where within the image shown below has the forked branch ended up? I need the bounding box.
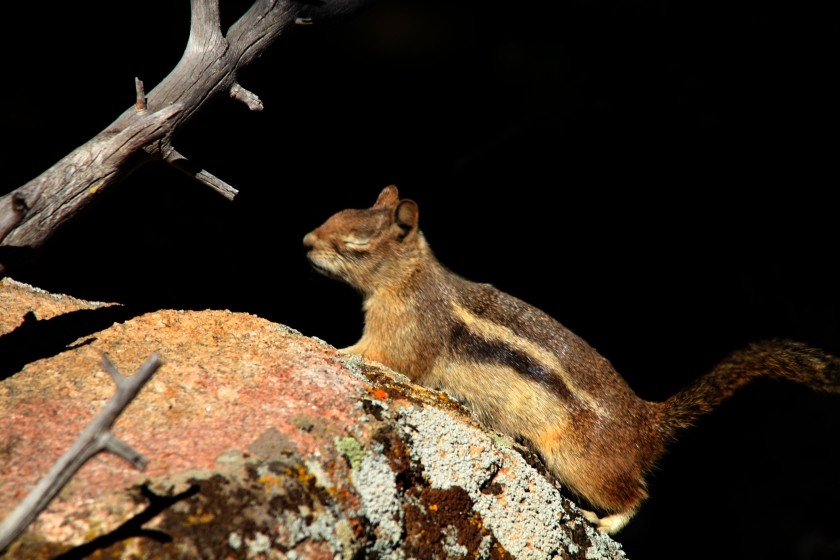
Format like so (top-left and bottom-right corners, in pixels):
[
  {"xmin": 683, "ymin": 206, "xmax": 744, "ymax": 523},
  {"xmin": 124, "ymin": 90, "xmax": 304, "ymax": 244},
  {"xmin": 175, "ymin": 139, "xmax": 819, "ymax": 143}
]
[{"xmin": 0, "ymin": 0, "xmax": 374, "ymax": 276}]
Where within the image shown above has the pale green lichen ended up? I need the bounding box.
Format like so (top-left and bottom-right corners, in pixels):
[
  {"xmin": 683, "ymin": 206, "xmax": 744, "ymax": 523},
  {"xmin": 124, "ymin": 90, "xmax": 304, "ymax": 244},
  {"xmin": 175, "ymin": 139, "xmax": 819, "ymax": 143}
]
[
  {"xmin": 490, "ymin": 432, "xmax": 515, "ymax": 449},
  {"xmin": 335, "ymin": 436, "xmax": 366, "ymax": 470}
]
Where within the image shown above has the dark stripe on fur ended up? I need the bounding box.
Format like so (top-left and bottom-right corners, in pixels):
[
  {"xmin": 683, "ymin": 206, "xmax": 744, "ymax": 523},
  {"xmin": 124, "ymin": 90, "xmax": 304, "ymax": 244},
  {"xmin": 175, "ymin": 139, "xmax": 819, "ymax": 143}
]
[{"xmin": 449, "ymin": 321, "xmax": 574, "ymax": 401}]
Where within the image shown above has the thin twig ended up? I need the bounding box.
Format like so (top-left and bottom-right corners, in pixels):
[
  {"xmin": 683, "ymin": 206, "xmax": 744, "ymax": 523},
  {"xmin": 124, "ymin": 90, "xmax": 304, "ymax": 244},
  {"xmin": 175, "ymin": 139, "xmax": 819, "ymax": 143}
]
[{"xmin": 163, "ymin": 147, "xmax": 239, "ymax": 200}]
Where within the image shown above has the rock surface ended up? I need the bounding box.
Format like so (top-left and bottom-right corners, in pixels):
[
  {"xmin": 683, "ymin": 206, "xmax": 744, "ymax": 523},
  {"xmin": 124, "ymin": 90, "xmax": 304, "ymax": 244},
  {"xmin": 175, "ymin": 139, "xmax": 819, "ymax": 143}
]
[{"xmin": 0, "ymin": 278, "xmax": 625, "ymax": 559}]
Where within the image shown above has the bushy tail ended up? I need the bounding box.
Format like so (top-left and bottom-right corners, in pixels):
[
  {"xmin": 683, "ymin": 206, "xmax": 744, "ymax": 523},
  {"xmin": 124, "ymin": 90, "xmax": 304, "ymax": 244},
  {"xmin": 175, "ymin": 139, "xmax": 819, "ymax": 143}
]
[{"xmin": 662, "ymin": 339, "xmax": 840, "ymax": 439}]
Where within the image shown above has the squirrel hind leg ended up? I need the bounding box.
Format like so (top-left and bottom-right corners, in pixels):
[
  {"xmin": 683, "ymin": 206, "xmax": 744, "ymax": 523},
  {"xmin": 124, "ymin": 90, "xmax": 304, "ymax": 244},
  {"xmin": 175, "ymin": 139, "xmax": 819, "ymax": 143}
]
[{"xmin": 580, "ymin": 508, "xmax": 637, "ymax": 534}]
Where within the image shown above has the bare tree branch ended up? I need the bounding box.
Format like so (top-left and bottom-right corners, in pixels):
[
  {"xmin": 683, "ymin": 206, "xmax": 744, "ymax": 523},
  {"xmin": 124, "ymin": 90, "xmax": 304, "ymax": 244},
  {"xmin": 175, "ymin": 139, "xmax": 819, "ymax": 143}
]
[
  {"xmin": 0, "ymin": 104, "xmax": 184, "ymax": 257},
  {"xmin": 0, "ymin": 353, "xmax": 163, "ymax": 553},
  {"xmin": 0, "ymin": 0, "xmax": 374, "ymax": 276}
]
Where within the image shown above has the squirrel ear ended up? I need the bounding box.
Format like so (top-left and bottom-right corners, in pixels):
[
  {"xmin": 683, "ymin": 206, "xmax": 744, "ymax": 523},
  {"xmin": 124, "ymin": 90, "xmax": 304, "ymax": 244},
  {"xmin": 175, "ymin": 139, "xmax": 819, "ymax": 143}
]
[
  {"xmin": 374, "ymin": 185, "xmax": 400, "ymax": 208},
  {"xmin": 394, "ymin": 199, "xmax": 419, "ymax": 233}
]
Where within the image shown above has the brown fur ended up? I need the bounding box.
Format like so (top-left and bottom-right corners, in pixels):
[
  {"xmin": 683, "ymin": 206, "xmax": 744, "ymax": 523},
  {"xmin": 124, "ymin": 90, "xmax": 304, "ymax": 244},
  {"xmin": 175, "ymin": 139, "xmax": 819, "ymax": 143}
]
[{"xmin": 303, "ymin": 185, "xmax": 840, "ymax": 533}]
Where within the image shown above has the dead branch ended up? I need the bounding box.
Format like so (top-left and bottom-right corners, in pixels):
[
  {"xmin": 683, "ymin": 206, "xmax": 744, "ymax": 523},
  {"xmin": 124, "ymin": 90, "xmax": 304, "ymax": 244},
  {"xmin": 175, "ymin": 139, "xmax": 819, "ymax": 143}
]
[
  {"xmin": 0, "ymin": 353, "xmax": 163, "ymax": 553},
  {"xmin": 0, "ymin": 0, "xmax": 374, "ymax": 276}
]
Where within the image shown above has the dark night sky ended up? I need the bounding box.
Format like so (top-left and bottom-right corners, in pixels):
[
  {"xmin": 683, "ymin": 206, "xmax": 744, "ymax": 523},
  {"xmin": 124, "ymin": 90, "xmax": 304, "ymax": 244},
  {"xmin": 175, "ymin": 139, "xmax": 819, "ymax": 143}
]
[{"xmin": 2, "ymin": 1, "xmax": 838, "ymax": 559}]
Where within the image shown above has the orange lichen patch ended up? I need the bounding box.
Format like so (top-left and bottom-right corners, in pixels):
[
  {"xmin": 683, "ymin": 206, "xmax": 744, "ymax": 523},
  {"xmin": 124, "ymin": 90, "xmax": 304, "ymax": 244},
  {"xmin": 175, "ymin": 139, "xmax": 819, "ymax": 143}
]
[
  {"xmin": 185, "ymin": 512, "xmax": 215, "ymax": 524},
  {"xmin": 258, "ymin": 475, "xmax": 283, "ymax": 488},
  {"xmin": 296, "ymin": 466, "xmax": 317, "ymax": 484},
  {"xmin": 353, "ymin": 359, "xmax": 474, "ymax": 421},
  {"xmin": 366, "ymin": 386, "xmax": 390, "ymax": 400}
]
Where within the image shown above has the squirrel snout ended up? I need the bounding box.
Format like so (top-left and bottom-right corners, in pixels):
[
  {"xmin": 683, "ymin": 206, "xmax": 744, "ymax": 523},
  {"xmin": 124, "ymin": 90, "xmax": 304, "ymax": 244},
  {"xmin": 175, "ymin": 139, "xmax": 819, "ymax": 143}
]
[{"xmin": 303, "ymin": 231, "xmax": 317, "ymax": 249}]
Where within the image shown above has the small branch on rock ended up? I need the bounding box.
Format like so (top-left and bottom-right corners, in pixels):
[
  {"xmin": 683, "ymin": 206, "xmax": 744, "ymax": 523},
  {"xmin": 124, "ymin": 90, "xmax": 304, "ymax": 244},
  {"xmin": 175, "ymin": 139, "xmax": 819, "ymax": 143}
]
[
  {"xmin": 230, "ymin": 82, "xmax": 264, "ymax": 111},
  {"xmin": 0, "ymin": 353, "xmax": 163, "ymax": 553}
]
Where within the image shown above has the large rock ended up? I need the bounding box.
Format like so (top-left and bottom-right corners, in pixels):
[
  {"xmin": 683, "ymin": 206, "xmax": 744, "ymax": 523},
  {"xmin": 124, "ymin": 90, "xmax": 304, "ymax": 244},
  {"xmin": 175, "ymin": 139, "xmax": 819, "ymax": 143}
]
[{"xmin": 0, "ymin": 278, "xmax": 625, "ymax": 559}]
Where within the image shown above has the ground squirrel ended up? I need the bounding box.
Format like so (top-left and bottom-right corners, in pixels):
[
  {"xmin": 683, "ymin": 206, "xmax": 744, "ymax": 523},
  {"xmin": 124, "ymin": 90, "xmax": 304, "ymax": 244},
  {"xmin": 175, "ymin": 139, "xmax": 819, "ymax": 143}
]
[{"xmin": 302, "ymin": 184, "xmax": 840, "ymax": 534}]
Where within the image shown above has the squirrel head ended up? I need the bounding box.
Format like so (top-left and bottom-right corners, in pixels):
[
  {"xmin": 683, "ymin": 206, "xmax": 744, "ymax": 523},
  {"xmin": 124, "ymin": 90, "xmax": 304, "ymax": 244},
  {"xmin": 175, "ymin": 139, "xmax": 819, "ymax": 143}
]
[{"xmin": 303, "ymin": 185, "xmax": 423, "ymax": 295}]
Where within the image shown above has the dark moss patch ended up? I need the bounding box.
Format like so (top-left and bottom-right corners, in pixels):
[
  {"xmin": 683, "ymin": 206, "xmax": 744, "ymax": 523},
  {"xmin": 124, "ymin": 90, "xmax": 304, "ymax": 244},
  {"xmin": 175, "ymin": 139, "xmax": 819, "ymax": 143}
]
[
  {"xmin": 480, "ymin": 481, "xmax": 504, "ymax": 496},
  {"xmin": 369, "ymin": 424, "xmax": 511, "ymax": 559},
  {"xmin": 403, "ymin": 486, "xmax": 512, "ymax": 560},
  {"xmin": 362, "ymin": 397, "xmax": 386, "ymax": 420},
  {"xmin": 373, "ymin": 425, "xmax": 425, "ymax": 489},
  {"xmin": 569, "ymin": 521, "xmax": 591, "ymax": 555},
  {"xmin": 150, "ymin": 474, "xmax": 265, "ymax": 558},
  {"xmin": 143, "ymin": 455, "xmax": 361, "ymax": 558}
]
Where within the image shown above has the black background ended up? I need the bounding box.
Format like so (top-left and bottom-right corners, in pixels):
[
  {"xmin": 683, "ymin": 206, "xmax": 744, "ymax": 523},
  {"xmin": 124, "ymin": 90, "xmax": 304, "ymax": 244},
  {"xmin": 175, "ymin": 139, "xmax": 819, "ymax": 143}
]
[{"xmin": 2, "ymin": 1, "xmax": 838, "ymax": 559}]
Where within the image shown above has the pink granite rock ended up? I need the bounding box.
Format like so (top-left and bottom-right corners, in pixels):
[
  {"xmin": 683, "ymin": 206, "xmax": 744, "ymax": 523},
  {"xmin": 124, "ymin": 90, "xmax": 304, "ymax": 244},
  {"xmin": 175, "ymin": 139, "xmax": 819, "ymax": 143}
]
[{"xmin": 0, "ymin": 278, "xmax": 625, "ymax": 559}]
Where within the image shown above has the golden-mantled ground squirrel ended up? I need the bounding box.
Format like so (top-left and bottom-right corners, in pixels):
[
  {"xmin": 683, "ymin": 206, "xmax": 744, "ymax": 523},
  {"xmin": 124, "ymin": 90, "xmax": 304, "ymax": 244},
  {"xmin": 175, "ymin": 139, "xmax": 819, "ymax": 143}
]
[{"xmin": 302, "ymin": 185, "xmax": 840, "ymax": 534}]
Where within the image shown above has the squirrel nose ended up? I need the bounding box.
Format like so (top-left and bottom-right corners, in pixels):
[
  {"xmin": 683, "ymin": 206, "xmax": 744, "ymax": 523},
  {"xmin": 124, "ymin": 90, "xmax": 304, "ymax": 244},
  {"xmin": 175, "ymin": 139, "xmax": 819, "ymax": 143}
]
[{"xmin": 303, "ymin": 231, "xmax": 317, "ymax": 248}]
